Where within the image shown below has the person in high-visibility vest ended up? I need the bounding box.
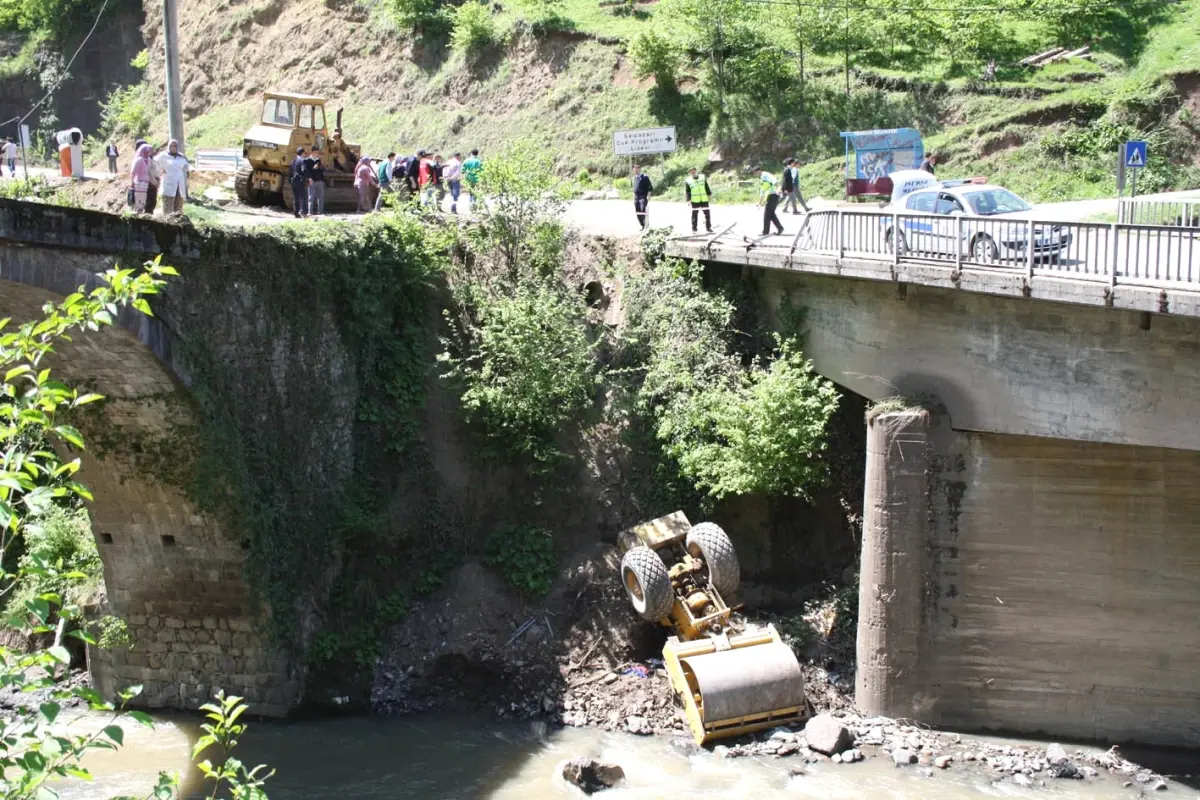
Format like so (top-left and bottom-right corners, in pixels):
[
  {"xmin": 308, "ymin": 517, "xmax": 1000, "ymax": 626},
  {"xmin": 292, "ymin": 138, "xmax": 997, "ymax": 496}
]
[{"xmin": 685, "ymin": 167, "xmax": 713, "ymax": 234}]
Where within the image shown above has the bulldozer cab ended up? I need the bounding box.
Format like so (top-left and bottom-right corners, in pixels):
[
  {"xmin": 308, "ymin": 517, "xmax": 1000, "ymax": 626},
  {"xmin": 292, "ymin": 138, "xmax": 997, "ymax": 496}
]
[{"xmin": 244, "ymin": 92, "xmax": 329, "ymax": 165}]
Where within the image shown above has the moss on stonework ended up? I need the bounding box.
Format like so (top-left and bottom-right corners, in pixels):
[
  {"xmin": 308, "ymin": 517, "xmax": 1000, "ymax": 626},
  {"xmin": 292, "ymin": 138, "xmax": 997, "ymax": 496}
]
[{"xmin": 124, "ymin": 212, "xmax": 449, "ymax": 647}]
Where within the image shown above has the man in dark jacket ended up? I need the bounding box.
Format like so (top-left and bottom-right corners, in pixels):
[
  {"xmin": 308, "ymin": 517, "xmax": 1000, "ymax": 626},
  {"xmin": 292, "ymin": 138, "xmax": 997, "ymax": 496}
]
[
  {"xmin": 919, "ymin": 153, "xmax": 938, "ymax": 174},
  {"xmin": 406, "ymin": 150, "xmax": 424, "ymax": 195},
  {"xmin": 289, "ymin": 146, "xmax": 310, "ymax": 218},
  {"xmin": 307, "ymin": 148, "xmax": 326, "ymax": 215},
  {"xmin": 632, "ymin": 164, "xmax": 653, "ymax": 230}
]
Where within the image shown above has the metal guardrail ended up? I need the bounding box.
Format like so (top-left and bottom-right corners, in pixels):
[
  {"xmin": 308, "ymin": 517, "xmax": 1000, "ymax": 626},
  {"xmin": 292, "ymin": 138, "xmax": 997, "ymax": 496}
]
[
  {"xmin": 193, "ymin": 148, "xmax": 243, "ymax": 173},
  {"xmin": 1118, "ymin": 199, "xmax": 1200, "ymax": 227},
  {"xmin": 776, "ymin": 209, "xmax": 1200, "ymax": 287}
]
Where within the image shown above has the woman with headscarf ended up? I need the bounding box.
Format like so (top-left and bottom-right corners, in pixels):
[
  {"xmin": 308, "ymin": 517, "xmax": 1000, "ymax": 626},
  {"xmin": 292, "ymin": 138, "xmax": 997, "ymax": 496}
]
[
  {"xmin": 130, "ymin": 144, "xmax": 153, "ymax": 213},
  {"xmin": 154, "ymin": 139, "xmax": 190, "ymax": 215},
  {"xmin": 353, "ymin": 155, "xmax": 378, "ymax": 213}
]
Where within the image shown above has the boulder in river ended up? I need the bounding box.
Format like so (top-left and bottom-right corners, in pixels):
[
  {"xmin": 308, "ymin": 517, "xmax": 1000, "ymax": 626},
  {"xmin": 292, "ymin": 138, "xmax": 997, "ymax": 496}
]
[
  {"xmin": 562, "ymin": 758, "xmax": 625, "ymax": 794},
  {"xmin": 804, "ymin": 714, "xmax": 853, "ymax": 755},
  {"xmin": 892, "ymin": 748, "xmax": 918, "ymax": 766},
  {"xmin": 1045, "ymin": 743, "xmax": 1068, "ymax": 765}
]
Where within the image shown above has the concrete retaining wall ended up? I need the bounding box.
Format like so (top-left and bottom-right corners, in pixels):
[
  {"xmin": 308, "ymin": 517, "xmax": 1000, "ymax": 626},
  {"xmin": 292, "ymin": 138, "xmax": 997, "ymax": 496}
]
[{"xmin": 859, "ymin": 410, "xmax": 1200, "ymax": 747}]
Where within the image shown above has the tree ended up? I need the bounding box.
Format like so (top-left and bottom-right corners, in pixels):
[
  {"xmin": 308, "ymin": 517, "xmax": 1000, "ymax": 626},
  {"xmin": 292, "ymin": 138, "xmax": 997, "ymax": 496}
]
[
  {"xmin": 0, "ymin": 259, "xmax": 273, "ymax": 799},
  {"xmin": 661, "ymin": 0, "xmax": 762, "ymax": 112},
  {"xmin": 630, "ymin": 29, "xmax": 682, "ymax": 93}
]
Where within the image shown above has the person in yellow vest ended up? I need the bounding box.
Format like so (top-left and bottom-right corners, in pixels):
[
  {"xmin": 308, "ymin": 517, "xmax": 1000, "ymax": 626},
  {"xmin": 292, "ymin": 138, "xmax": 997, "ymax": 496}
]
[{"xmin": 685, "ymin": 167, "xmax": 713, "ymax": 234}]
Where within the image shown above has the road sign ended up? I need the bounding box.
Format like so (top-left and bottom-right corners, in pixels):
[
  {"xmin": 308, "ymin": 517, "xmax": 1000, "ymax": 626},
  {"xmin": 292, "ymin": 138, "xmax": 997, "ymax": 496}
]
[
  {"xmin": 1125, "ymin": 140, "xmax": 1147, "ymax": 169},
  {"xmin": 613, "ymin": 127, "xmax": 677, "ymax": 156},
  {"xmin": 18, "ymin": 124, "xmax": 30, "ymax": 150}
]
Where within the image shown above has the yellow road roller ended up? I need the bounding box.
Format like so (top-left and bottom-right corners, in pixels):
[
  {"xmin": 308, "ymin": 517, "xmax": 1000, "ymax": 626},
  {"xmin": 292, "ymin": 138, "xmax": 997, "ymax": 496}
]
[{"xmin": 616, "ymin": 511, "xmax": 809, "ymax": 745}]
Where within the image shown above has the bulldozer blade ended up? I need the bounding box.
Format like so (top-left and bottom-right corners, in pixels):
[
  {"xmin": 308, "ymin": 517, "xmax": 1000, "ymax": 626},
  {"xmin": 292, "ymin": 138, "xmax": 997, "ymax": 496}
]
[{"xmin": 664, "ymin": 628, "xmax": 807, "ymax": 745}]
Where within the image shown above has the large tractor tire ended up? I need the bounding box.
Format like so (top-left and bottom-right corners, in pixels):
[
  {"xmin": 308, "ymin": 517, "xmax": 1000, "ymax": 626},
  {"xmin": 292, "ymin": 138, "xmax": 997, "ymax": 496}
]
[
  {"xmin": 686, "ymin": 522, "xmax": 740, "ymax": 599},
  {"xmin": 621, "ymin": 546, "xmax": 674, "ymax": 622}
]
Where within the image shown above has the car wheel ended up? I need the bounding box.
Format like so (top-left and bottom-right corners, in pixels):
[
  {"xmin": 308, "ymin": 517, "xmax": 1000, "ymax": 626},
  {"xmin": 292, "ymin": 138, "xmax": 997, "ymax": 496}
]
[
  {"xmin": 972, "ymin": 234, "xmax": 999, "ymax": 264},
  {"xmin": 886, "ymin": 228, "xmax": 908, "ymax": 256}
]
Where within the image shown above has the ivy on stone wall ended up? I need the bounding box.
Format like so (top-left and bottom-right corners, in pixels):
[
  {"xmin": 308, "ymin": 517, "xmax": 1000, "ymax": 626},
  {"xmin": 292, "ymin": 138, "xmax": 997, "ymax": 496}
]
[{"xmin": 164, "ymin": 213, "xmax": 449, "ymax": 645}]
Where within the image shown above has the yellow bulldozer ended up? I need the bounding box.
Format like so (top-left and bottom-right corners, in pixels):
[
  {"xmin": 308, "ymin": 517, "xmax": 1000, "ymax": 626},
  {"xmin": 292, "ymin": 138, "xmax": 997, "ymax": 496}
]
[
  {"xmin": 617, "ymin": 512, "xmax": 809, "ymax": 745},
  {"xmin": 234, "ymin": 90, "xmax": 375, "ymax": 212}
]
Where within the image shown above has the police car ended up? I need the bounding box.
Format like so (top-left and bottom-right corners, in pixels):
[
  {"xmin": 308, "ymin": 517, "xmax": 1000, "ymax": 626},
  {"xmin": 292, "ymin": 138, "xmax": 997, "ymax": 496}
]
[{"xmin": 881, "ymin": 170, "xmax": 1070, "ymax": 263}]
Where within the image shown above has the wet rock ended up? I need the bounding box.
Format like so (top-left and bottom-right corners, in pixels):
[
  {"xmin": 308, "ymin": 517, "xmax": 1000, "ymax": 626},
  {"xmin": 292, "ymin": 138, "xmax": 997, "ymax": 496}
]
[
  {"xmin": 788, "ymin": 765, "xmax": 807, "ymax": 777},
  {"xmin": 892, "ymin": 748, "xmax": 918, "ymax": 766},
  {"xmin": 1152, "ymin": 778, "xmax": 1169, "ymax": 790},
  {"xmin": 934, "ymin": 755, "xmax": 952, "ymax": 769},
  {"xmin": 769, "ymin": 727, "xmax": 798, "ymax": 743},
  {"xmin": 1049, "ymin": 761, "xmax": 1083, "ymax": 780},
  {"xmin": 713, "ymin": 745, "xmax": 730, "ymax": 759},
  {"xmin": 1045, "ymin": 743, "xmax": 1068, "ymax": 765},
  {"xmin": 562, "ymin": 758, "xmax": 625, "ymax": 794},
  {"xmin": 805, "ymin": 714, "xmax": 853, "ymax": 755},
  {"xmin": 626, "ymin": 716, "xmax": 650, "ymax": 735},
  {"xmin": 843, "ymin": 748, "xmax": 863, "ymax": 763},
  {"xmin": 776, "ymin": 741, "xmax": 800, "ymax": 757},
  {"xmin": 1013, "ymin": 773, "xmax": 1033, "ymax": 787}
]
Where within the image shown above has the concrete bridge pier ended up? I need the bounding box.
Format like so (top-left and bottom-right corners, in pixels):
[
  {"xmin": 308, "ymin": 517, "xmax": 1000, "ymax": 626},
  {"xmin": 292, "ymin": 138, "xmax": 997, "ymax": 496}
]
[{"xmin": 856, "ymin": 408, "xmax": 934, "ymax": 719}]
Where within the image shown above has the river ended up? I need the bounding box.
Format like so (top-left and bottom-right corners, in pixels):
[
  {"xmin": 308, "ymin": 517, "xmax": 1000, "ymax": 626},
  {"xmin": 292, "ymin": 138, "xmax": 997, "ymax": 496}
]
[{"xmin": 53, "ymin": 711, "xmax": 1200, "ymax": 799}]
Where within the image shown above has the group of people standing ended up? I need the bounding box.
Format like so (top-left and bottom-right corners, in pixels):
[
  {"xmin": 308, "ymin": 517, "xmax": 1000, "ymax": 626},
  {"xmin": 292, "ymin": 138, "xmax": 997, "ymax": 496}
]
[
  {"xmin": 287, "ymin": 146, "xmax": 484, "ymax": 218},
  {"xmin": 632, "ymin": 159, "xmax": 811, "ymax": 237},
  {"xmin": 128, "ymin": 138, "xmax": 190, "ymax": 215}
]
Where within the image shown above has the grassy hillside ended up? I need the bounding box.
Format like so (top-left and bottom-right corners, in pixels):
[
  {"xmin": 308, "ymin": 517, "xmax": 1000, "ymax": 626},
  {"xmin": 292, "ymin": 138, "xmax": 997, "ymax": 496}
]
[{"xmin": 118, "ymin": 0, "xmax": 1200, "ymax": 202}]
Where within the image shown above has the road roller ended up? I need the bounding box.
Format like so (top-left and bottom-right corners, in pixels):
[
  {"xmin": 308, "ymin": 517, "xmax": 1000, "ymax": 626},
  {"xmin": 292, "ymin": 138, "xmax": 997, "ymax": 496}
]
[{"xmin": 616, "ymin": 511, "xmax": 809, "ymax": 745}]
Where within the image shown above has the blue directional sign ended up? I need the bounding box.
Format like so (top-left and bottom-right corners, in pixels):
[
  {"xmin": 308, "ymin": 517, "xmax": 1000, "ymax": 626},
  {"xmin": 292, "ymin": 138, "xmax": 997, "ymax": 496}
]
[{"xmin": 1125, "ymin": 140, "xmax": 1148, "ymax": 169}]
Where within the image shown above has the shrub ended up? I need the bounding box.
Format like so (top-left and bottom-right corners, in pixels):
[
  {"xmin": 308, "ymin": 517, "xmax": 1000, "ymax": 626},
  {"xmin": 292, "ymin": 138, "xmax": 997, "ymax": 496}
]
[
  {"xmin": 439, "ymin": 276, "xmax": 599, "ymax": 464},
  {"xmin": 451, "ymin": 0, "xmax": 498, "ymax": 56},
  {"xmin": 387, "ymin": 0, "xmax": 450, "ymax": 32},
  {"xmin": 622, "ymin": 260, "xmax": 838, "ymax": 501},
  {"xmin": 12, "ymin": 505, "xmax": 102, "ymax": 611},
  {"xmin": 658, "ymin": 338, "xmax": 839, "ymax": 500},
  {"xmin": 484, "ymin": 525, "xmax": 556, "ymax": 595},
  {"xmin": 99, "ymin": 83, "xmax": 155, "ymax": 142},
  {"xmin": 630, "ymin": 29, "xmax": 681, "ymax": 91}
]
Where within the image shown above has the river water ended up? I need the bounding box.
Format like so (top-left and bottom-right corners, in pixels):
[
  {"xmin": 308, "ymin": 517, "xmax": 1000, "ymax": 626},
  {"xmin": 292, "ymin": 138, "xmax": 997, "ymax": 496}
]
[{"xmin": 54, "ymin": 711, "xmax": 1200, "ymax": 799}]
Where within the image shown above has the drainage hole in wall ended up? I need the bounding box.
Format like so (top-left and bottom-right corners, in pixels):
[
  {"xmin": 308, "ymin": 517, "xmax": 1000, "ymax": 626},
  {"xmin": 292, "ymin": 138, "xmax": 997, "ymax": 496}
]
[{"xmin": 161, "ymin": 535, "xmax": 176, "ymax": 547}]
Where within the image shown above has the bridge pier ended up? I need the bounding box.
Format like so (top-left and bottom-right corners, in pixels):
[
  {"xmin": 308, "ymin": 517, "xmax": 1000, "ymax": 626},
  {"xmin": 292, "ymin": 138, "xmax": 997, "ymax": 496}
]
[
  {"xmin": 855, "ymin": 405, "xmax": 1200, "ymax": 747},
  {"xmin": 856, "ymin": 408, "xmax": 934, "ymax": 719}
]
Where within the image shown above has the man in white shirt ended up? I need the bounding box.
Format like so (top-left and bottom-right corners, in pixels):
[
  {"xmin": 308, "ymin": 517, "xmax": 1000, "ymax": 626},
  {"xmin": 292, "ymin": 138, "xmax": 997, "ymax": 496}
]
[
  {"xmin": 443, "ymin": 152, "xmax": 462, "ymax": 214},
  {"xmin": 2, "ymin": 138, "xmax": 17, "ymax": 177},
  {"xmin": 154, "ymin": 139, "xmax": 189, "ymax": 215}
]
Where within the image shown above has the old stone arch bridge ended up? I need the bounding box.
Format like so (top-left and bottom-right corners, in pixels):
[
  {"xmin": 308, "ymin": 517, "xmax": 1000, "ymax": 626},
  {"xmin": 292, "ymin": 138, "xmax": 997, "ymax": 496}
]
[{"xmin": 0, "ymin": 201, "xmax": 332, "ymax": 716}]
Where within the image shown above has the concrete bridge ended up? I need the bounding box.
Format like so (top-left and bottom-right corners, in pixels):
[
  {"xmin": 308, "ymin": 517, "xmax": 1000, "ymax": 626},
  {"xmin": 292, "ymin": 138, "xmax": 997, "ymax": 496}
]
[{"xmin": 668, "ymin": 218, "xmax": 1200, "ymax": 748}]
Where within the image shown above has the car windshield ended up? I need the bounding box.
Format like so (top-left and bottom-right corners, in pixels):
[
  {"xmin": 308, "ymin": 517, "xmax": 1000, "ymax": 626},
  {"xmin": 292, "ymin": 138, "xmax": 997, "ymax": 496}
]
[{"xmin": 962, "ymin": 188, "xmax": 1032, "ymax": 216}]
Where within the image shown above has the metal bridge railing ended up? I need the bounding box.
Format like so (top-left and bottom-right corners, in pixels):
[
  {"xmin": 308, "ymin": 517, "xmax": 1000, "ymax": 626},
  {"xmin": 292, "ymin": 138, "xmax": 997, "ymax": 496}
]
[
  {"xmin": 785, "ymin": 209, "xmax": 1200, "ymax": 288},
  {"xmin": 1118, "ymin": 199, "xmax": 1200, "ymax": 227}
]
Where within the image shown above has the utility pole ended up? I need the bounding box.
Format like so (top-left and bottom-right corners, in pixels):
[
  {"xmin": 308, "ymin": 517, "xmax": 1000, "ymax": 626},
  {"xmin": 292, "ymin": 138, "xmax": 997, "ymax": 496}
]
[{"xmin": 163, "ymin": 0, "xmax": 184, "ymax": 146}]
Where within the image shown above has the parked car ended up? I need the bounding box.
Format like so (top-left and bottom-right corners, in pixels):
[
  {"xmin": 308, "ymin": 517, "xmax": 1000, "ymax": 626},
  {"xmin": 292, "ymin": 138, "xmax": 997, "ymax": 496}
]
[{"xmin": 881, "ymin": 172, "xmax": 1072, "ymax": 263}]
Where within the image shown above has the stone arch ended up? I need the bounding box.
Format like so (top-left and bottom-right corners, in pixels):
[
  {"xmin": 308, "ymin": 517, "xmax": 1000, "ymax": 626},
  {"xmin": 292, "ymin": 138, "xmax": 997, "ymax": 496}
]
[{"xmin": 0, "ymin": 277, "xmax": 295, "ymax": 716}]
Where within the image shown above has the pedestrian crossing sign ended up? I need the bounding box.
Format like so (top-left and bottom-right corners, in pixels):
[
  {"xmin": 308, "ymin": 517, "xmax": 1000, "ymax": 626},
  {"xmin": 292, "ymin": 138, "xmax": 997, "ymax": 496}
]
[{"xmin": 1124, "ymin": 140, "xmax": 1147, "ymax": 168}]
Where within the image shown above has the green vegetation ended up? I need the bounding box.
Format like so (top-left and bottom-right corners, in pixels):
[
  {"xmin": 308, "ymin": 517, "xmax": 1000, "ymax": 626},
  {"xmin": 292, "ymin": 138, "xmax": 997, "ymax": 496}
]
[
  {"xmin": 621, "ymin": 257, "xmax": 839, "ymax": 502},
  {"xmin": 10, "ymin": 505, "xmax": 101, "ymax": 613},
  {"xmin": 98, "ymin": 83, "xmax": 156, "ymax": 142},
  {"xmin": 0, "ymin": 260, "xmax": 273, "ymax": 799},
  {"xmin": 484, "ymin": 525, "xmax": 556, "ymax": 595},
  {"xmin": 451, "ymin": 1, "xmax": 501, "ymax": 57},
  {"xmin": 440, "ymin": 143, "xmax": 597, "ymax": 467}
]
